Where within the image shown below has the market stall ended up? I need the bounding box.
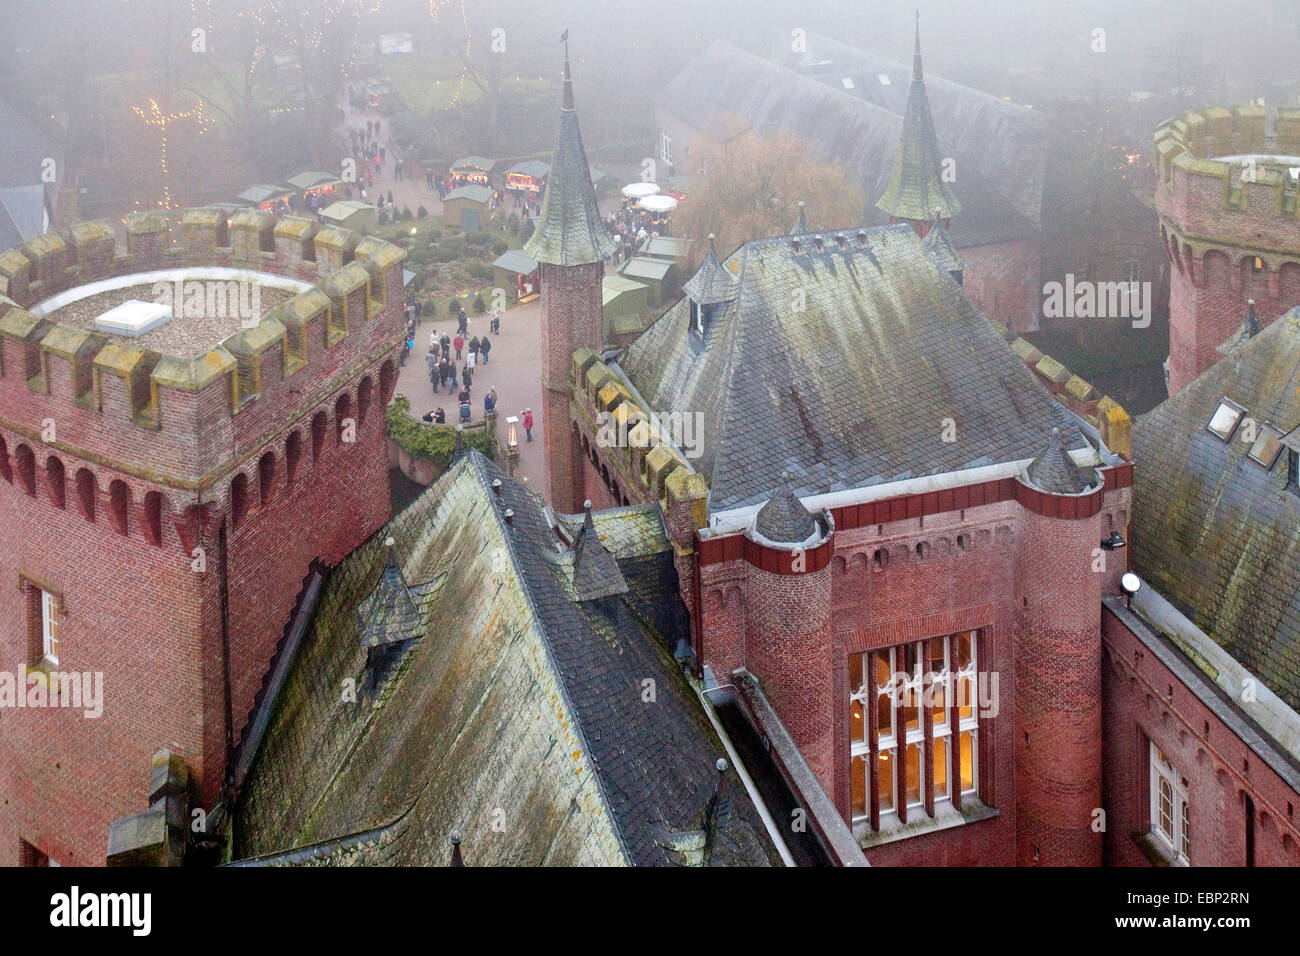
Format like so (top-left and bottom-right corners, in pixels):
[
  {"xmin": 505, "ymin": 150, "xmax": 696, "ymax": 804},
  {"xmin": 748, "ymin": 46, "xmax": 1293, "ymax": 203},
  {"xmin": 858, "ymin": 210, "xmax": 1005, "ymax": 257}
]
[
  {"xmin": 320, "ymin": 200, "xmax": 375, "ymax": 233},
  {"xmin": 287, "ymin": 170, "xmax": 342, "ymax": 203},
  {"xmin": 505, "ymin": 160, "xmax": 549, "ymax": 196},
  {"xmin": 442, "ymin": 185, "xmax": 492, "ymax": 230},
  {"xmin": 621, "ymin": 181, "xmax": 661, "ymax": 202},
  {"xmin": 492, "ymin": 249, "xmax": 541, "ymax": 302},
  {"xmin": 450, "ymin": 156, "xmax": 495, "ymax": 188},
  {"xmin": 637, "ymin": 193, "xmax": 678, "ymax": 231},
  {"xmin": 236, "ymin": 183, "xmax": 294, "ymax": 212}
]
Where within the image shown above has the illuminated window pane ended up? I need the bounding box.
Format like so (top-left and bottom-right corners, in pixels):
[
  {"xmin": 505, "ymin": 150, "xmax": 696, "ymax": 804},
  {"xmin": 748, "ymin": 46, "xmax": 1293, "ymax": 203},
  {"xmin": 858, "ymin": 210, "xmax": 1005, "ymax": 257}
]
[
  {"xmin": 933, "ymin": 736, "xmax": 949, "ymax": 800},
  {"xmin": 1159, "ymin": 778, "xmax": 1173, "ymax": 838},
  {"xmin": 876, "ymin": 688, "xmax": 893, "ymax": 742},
  {"xmin": 878, "ymin": 749, "xmax": 895, "ymax": 815},
  {"xmin": 905, "ymin": 743, "xmax": 923, "ymax": 806},
  {"xmin": 960, "ymin": 730, "xmax": 976, "ymax": 793},
  {"xmin": 931, "ymin": 673, "xmax": 948, "ymax": 727},
  {"xmin": 927, "ymin": 636, "xmax": 946, "ymax": 673},
  {"xmin": 956, "ymin": 631, "xmax": 973, "ymax": 670},
  {"xmin": 850, "ymin": 698, "xmax": 865, "ymax": 745},
  {"xmin": 1180, "ymin": 800, "xmax": 1190, "ymax": 859},
  {"xmin": 902, "ymin": 689, "xmax": 919, "ymax": 734},
  {"xmin": 904, "ymin": 642, "xmax": 920, "ymax": 677},
  {"xmin": 875, "ymin": 650, "xmax": 892, "ymax": 691},
  {"xmin": 849, "ymin": 653, "xmax": 864, "ymax": 695},
  {"xmin": 958, "ymin": 673, "xmax": 975, "ymax": 720},
  {"xmin": 851, "ymin": 754, "xmax": 868, "ymax": 818}
]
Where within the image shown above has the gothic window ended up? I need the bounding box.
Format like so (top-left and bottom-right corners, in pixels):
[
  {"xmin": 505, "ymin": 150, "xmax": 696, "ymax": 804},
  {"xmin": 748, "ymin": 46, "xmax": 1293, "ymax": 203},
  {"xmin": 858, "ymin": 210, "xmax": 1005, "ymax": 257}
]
[{"xmin": 849, "ymin": 631, "xmax": 982, "ymax": 833}]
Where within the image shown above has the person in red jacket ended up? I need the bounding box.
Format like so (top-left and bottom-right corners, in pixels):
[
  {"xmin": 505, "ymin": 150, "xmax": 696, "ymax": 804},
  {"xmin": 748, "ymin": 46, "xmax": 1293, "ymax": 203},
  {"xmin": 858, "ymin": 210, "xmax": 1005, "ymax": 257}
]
[
  {"xmin": 453, "ymin": 333, "xmax": 464, "ymax": 360},
  {"xmin": 522, "ymin": 408, "xmax": 534, "ymax": 441}
]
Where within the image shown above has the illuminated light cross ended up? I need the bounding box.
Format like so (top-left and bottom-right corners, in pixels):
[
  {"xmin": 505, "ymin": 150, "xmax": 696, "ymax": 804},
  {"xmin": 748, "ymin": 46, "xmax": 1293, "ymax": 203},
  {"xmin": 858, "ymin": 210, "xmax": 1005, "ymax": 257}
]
[{"xmin": 131, "ymin": 98, "xmax": 212, "ymax": 211}]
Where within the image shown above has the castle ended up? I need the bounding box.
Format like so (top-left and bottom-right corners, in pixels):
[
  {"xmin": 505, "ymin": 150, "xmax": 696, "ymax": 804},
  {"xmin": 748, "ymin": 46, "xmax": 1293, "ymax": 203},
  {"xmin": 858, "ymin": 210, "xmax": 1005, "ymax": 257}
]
[
  {"xmin": 1156, "ymin": 104, "xmax": 1300, "ymax": 393},
  {"xmin": 0, "ymin": 208, "xmax": 405, "ymax": 865}
]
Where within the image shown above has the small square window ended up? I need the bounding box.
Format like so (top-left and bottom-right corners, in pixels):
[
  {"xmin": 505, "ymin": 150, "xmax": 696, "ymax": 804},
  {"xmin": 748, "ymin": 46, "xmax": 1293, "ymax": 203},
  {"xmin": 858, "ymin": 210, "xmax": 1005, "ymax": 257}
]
[
  {"xmin": 1206, "ymin": 398, "xmax": 1245, "ymax": 441},
  {"xmin": 1247, "ymin": 424, "xmax": 1285, "ymax": 468},
  {"xmin": 841, "ymin": 76, "xmax": 855, "ymax": 90}
]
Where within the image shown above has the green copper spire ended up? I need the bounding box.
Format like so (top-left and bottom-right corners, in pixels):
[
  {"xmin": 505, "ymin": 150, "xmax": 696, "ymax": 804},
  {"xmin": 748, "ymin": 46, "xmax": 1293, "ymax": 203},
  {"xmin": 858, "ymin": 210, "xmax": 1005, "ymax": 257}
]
[
  {"xmin": 525, "ymin": 34, "xmax": 617, "ymax": 266},
  {"xmin": 875, "ymin": 14, "xmax": 961, "ymax": 224}
]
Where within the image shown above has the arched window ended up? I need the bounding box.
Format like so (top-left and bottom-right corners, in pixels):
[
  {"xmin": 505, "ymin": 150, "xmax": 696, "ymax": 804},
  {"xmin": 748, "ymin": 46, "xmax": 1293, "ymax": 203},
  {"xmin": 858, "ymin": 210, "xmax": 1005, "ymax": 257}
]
[
  {"xmin": 915, "ymin": 541, "xmax": 930, "ymax": 559},
  {"xmin": 231, "ymin": 473, "xmax": 250, "ymax": 527},
  {"xmin": 45, "ymin": 457, "xmax": 66, "ymax": 509},
  {"xmin": 872, "ymin": 548, "xmax": 889, "ymax": 571},
  {"xmin": 335, "ymin": 393, "xmax": 353, "ymax": 444},
  {"xmin": 0, "ymin": 434, "xmax": 11, "ymax": 483},
  {"xmin": 109, "ymin": 480, "xmax": 130, "ymax": 535},
  {"xmin": 259, "ymin": 451, "xmax": 277, "ymax": 505},
  {"xmin": 357, "ymin": 377, "xmax": 374, "ymax": 423},
  {"xmin": 285, "ymin": 431, "xmax": 303, "ymax": 485},
  {"xmin": 75, "ymin": 469, "xmax": 96, "ymax": 521},
  {"xmin": 14, "ymin": 445, "xmax": 36, "ymax": 497},
  {"xmin": 379, "ymin": 360, "xmax": 397, "ymax": 404},
  {"xmin": 143, "ymin": 491, "xmax": 163, "ymax": 546},
  {"xmin": 311, "ymin": 411, "xmax": 327, "ymax": 460}
]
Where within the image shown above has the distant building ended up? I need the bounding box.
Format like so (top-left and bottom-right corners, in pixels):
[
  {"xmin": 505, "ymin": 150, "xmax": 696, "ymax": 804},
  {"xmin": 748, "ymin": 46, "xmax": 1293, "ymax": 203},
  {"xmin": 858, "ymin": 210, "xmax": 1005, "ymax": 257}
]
[{"xmin": 0, "ymin": 99, "xmax": 62, "ymax": 248}]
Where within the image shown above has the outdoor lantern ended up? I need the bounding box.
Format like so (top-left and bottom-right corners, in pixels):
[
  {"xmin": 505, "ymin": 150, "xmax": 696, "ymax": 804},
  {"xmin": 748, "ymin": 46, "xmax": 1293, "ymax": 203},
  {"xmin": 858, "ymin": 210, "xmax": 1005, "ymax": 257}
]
[
  {"xmin": 505, "ymin": 415, "xmax": 519, "ymax": 448},
  {"xmin": 1100, "ymin": 530, "xmax": 1125, "ymax": 550},
  {"xmin": 1120, "ymin": 572, "xmax": 1141, "ymax": 608}
]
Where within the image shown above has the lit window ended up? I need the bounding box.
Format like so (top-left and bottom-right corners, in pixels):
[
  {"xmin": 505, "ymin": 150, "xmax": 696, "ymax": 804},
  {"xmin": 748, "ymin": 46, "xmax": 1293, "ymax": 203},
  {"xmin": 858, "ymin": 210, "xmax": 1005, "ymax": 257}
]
[
  {"xmin": 849, "ymin": 631, "xmax": 983, "ymax": 833},
  {"xmin": 41, "ymin": 590, "xmax": 60, "ymax": 665},
  {"xmin": 1206, "ymin": 399, "xmax": 1245, "ymax": 441},
  {"xmin": 659, "ymin": 132, "xmax": 673, "ymax": 166},
  {"xmin": 1149, "ymin": 742, "xmax": 1189, "ymax": 865},
  {"xmin": 1247, "ymin": 424, "xmax": 1284, "ymax": 468},
  {"xmin": 841, "ymin": 76, "xmax": 855, "ymax": 90}
]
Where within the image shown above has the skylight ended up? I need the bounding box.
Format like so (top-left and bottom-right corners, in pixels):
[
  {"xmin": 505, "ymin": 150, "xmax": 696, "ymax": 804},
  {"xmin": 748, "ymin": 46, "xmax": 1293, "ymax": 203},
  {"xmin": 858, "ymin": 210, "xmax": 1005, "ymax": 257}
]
[
  {"xmin": 1206, "ymin": 399, "xmax": 1245, "ymax": 441},
  {"xmin": 841, "ymin": 76, "xmax": 855, "ymax": 90},
  {"xmin": 1247, "ymin": 424, "xmax": 1285, "ymax": 468},
  {"xmin": 878, "ymin": 73, "xmax": 891, "ymax": 86}
]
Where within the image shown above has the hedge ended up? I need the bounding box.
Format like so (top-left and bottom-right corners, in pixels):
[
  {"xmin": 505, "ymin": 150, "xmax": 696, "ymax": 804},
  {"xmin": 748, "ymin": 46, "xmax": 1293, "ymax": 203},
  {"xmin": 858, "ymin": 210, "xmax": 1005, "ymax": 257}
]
[{"xmin": 387, "ymin": 395, "xmax": 497, "ymax": 474}]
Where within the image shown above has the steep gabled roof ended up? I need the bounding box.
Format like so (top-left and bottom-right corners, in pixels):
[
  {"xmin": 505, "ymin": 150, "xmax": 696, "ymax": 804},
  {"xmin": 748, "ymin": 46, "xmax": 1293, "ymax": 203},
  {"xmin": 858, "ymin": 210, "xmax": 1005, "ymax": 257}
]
[
  {"xmin": 922, "ymin": 214, "xmax": 965, "ymax": 277},
  {"xmin": 875, "ymin": 19, "xmax": 960, "ymax": 222},
  {"xmin": 233, "ymin": 454, "xmax": 779, "ymax": 866},
  {"xmin": 525, "ymin": 48, "xmax": 616, "ymax": 267},
  {"xmin": 1132, "ymin": 307, "xmax": 1300, "ymax": 712},
  {"xmin": 619, "ymin": 223, "xmax": 1084, "ymax": 511}
]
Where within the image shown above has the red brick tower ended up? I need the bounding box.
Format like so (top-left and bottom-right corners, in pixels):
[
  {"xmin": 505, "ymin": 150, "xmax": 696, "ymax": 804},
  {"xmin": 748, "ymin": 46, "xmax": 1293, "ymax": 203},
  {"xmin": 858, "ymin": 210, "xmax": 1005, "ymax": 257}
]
[
  {"xmin": 742, "ymin": 478, "xmax": 836, "ymax": 792},
  {"xmin": 1155, "ymin": 106, "xmax": 1300, "ymax": 393},
  {"xmin": 525, "ymin": 36, "xmax": 616, "ymax": 513},
  {"xmin": 875, "ymin": 15, "xmax": 960, "ymax": 239},
  {"xmin": 0, "ymin": 209, "xmax": 404, "ymax": 865},
  {"xmin": 1013, "ymin": 429, "xmax": 1105, "ymax": 866}
]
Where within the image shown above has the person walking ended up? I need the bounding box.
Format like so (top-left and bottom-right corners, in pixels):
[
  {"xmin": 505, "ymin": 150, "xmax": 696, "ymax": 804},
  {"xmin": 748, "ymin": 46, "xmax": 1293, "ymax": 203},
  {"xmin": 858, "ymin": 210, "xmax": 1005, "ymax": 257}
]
[
  {"xmin": 465, "ymin": 349, "xmax": 476, "ymax": 373},
  {"xmin": 468, "ymin": 335, "xmax": 480, "ymax": 362},
  {"xmin": 479, "ymin": 335, "xmax": 491, "ymax": 363},
  {"xmin": 457, "ymin": 309, "xmax": 468, "ymax": 336},
  {"xmin": 458, "ymin": 384, "xmax": 471, "ymax": 405},
  {"xmin": 438, "ymin": 357, "xmax": 450, "ymax": 392},
  {"xmin": 425, "ymin": 346, "xmax": 437, "ymax": 377},
  {"xmin": 489, "ymin": 307, "xmax": 500, "ymax": 335},
  {"xmin": 462, "ymin": 362, "xmax": 473, "ymax": 391},
  {"xmin": 448, "ymin": 362, "xmax": 458, "ymax": 392},
  {"xmin": 522, "ymin": 408, "xmax": 534, "ymax": 441},
  {"xmin": 453, "ymin": 332, "xmax": 464, "ymax": 360},
  {"xmin": 459, "ymin": 400, "xmax": 472, "ymax": 424},
  {"xmin": 484, "ymin": 387, "xmax": 496, "ymax": 415},
  {"xmin": 428, "ymin": 357, "xmax": 439, "ymax": 395}
]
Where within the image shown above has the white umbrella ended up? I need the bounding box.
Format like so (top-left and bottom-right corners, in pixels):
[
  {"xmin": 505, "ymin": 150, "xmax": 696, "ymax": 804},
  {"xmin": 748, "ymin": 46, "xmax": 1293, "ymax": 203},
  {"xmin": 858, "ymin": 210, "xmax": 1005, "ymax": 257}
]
[
  {"xmin": 622, "ymin": 182, "xmax": 661, "ymax": 200},
  {"xmin": 638, "ymin": 194, "xmax": 678, "ymax": 212}
]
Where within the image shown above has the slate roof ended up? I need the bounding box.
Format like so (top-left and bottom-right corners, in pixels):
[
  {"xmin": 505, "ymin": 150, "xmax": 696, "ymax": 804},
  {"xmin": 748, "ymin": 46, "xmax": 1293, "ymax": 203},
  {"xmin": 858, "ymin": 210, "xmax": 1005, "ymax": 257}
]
[
  {"xmin": 451, "ymin": 156, "xmax": 495, "ymax": 173},
  {"xmin": 506, "ymin": 159, "xmax": 549, "ymax": 178},
  {"xmin": 1024, "ymin": 427, "xmax": 1098, "ymax": 494},
  {"xmin": 492, "ymin": 249, "xmax": 538, "ymax": 275},
  {"xmin": 1217, "ymin": 299, "xmax": 1262, "ymax": 355},
  {"xmin": 790, "ymin": 202, "xmax": 809, "ymax": 235},
  {"xmin": 682, "ymin": 237, "xmax": 739, "ymax": 305},
  {"xmin": 233, "ymin": 454, "xmax": 779, "ymax": 866},
  {"xmin": 525, "ymin": 51, "xmax": 616, "ymax": 266},
  {"xmin": 443, "ymin": 184, "xmax": 491, "ymax": 205},
  {"xmin": 1131, "ymin": 307, "xmax": 1300, "ymax": 712},
  {"xmin": 922, "ymin": 214, "xmax": 965, "ymax": 278},
  {"xmin": 618, "ymin": 223, "xmax": 1085, "ymax": 510},
  {"xmin": 754, "ymin": 476, "xmax": 818, "ymax": 542},
  {"xmin": 355, "ymin": 541, "xmax": 422, "ymax": 648},
  {"xmin": 875, "ymin": 21, "xmax": 960, "ymax": 223},
  {"xmin": 655, "ymin": 41, "xmax": 1044, "ymax": 248},
  {"xmin": 0, "ymin": 99, "xmax": 60, "ymax": 245}
]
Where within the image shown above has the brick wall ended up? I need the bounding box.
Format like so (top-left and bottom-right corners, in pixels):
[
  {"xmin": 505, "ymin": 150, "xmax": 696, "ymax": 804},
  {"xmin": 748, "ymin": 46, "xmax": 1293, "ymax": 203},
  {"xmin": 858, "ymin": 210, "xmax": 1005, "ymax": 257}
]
[
  {"xmin": 960, "ymin": 237, "xmax": 1041, "ymax": 334},
  {"xmin": 1101, "ymin": 608, "xmax": 1300, "ymax": 867}
]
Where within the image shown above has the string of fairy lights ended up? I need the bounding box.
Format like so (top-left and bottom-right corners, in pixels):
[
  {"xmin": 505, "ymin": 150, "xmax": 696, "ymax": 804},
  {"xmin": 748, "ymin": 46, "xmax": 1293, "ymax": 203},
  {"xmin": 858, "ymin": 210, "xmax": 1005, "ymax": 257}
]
[{"xmin": 131, "ymin": 0, "xmax": 476, "ymax": 212}]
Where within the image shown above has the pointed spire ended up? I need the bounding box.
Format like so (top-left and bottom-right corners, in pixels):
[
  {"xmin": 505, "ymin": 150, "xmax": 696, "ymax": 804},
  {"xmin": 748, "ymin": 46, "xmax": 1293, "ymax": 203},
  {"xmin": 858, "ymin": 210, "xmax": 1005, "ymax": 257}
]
[
  {"xmin": 876, "ymin": 15, "xmax": 961, "ymax": 225},
  {"xmin": 682, "ymin": 233, "xmax": 739, "ymax": 305},
  {"xmin": 356, "ymin": 536, "xmax": 421, "ymax": 648},
  {"xmin": 912, "ymin": 9, "xmax": 924, "ymax": 82},
  {"xmin": 525, "ymin": 35, "xmax": 617, "ymax": 266},
  {"xmin": 790, "ymin": 200, "xmax": 808, "ymax": 235},
  {"xmin": 449, "ymin": 830, "xmax": 465, "ymax": 867},
  {"xmin": 922, "ymin": 210, "xmax": 965, "ymax": 282},
  {"xmin": 754, "ymin": 473, "xmax": 817, "ymax": 543}
]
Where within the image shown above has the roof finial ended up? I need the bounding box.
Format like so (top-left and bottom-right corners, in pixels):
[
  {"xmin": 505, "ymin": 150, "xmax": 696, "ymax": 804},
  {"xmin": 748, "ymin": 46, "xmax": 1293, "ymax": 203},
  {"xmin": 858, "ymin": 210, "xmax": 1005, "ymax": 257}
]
[
  {"xmin": 913, "ymin": 10, "xmax": 924, "ymax": 82},
  {"xmin": 560, "ymin": 30, "xmax": 574, "ymax": 111}
]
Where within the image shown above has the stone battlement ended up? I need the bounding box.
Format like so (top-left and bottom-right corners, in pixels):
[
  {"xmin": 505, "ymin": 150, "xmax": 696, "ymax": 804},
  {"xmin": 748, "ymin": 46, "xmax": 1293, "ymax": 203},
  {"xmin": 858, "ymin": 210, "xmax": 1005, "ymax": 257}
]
[
  {"xmin": 0, "ymin": 210, "xmax": 405, "ymax": 486},
  {"xmin": 1155, "ymin": 106, "xmax": 1300, "ymax": 225}
]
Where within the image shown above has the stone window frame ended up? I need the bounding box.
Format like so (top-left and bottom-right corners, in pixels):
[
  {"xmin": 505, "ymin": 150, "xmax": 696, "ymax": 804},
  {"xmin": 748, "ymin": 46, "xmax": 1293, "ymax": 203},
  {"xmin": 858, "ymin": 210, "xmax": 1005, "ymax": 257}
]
[{"xmin": 1149, "ymin": 740, "xmax": 1190, "ymax": 866}]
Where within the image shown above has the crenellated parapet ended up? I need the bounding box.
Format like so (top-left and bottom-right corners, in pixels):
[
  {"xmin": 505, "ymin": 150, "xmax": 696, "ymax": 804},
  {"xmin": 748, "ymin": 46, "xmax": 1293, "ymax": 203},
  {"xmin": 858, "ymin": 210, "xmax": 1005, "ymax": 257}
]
[{"xmin": 0, "ymin": 210, "xmax": 406, "ymax": 487}]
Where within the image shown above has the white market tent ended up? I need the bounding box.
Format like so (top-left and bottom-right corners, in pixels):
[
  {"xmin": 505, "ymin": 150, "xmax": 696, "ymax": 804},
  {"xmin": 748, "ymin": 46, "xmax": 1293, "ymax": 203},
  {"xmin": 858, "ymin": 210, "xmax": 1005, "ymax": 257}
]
[{"xmin": 621, "ymin": 182, "xmax": 661, "ymax": 200}]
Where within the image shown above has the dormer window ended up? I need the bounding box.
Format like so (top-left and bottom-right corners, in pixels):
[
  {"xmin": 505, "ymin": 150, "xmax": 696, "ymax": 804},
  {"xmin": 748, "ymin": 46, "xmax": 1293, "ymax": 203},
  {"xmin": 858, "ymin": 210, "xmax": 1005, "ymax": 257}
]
[
  {"xmin": 1246, "ymin": 424, "xmax": 1284, "ymax": 468},
  {"xmin": 689, "ymin": 299, "xmax": 703, "ymax": 336},
  {"xmin": 1206, "ymin": 398, "xmax": 1245, "ymax": 441}
]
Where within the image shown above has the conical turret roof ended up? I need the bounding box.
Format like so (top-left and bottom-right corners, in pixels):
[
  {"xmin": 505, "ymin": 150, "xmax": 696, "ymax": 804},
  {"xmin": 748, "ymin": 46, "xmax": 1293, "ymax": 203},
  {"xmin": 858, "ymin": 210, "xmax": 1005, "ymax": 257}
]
[
  {"xmin": 1025, "ymin": 428, "xmax": 1096, "ymax": 495},
  {"xmin": 681, "ymin": 235, "xmax": 739, "ymax": 305},
  {"xmin": 754, "ymin": 474, "xmax": 817, "ymax": 543},
  {"xmin": 875, "ymin": 16, "xmax": 961, "ymax": 223},
  {"xmin": 525, "ymin": 38, "xmax": 617, "ymax": 267}
]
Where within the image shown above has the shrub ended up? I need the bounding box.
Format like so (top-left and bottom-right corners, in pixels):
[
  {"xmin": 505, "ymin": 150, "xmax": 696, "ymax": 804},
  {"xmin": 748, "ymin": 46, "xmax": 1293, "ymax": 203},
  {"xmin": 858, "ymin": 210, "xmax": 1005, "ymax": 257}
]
[
  {"xmin": 506, "ymin": 212, "xmax": 520, "ymax": 234},
  {"xmin": 519, "ymin": 218, "xmax": 535, "ymax": 242},
  {"xmin": 467, "ymin": 230, "xmax": 493, "ymax": 247},
  {"xmin": 387, "ymin": 395, "xmax": 497, "ymax": 470},
  {"xmin": 417, "ymin": 205, "xmax": 429, "ymax": 218},
  {"xmin": 448, "ymin": 297, "xmax": 461, "ymax": 315},
  {"xmin": 471, "ymin": 294, "xmax": 486, "ymax": 314},
  {"xmin": 401, "ymin": 206, "xmax": 413, "ymax": 220},
  {"xmin": 491, "ymin": 238, "xmax": 508, "ymax": 256}
]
